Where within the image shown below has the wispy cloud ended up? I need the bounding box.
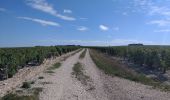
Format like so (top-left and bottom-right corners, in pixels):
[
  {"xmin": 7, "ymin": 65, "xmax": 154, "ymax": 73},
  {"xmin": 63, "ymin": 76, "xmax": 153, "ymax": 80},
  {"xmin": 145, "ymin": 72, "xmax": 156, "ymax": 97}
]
[
  {"xmin": 134, "ymin": 0, "xmax": 170, "ymax": 17},
  {"xmin": 80, "ymin": 18, "xmax": 88, "ymax": 20},
  {"xmin": 134, "ymin": 0, "xmax": 170, "ymax": 27},
  {"xmin": 122, "ymin": 12, "xmax": 128, "ymax": 16},
  {"xmin": 99, "ymin": 25, "xmax": 109, "ymax": 31},
  {"xmin": 0, "ymin": 8, "xmax": 6, "ymax": 12},
  {"xmin": 113, "ymin": 27, "xmax": 119, "ymax": 31},
  {"xmin": 63, "ymin": 9, "xmax": 72, "ymax": 14},
  {"xmin": 149, "ymin": 6, "xmax": 170, "ymax": 17},
  {"xmin": 148, "ymin": 20, "xmax": 170, "ymax": 26},
  {"xmin": 154, "ymin": 29, "xmax": 170, "ymax": 33},
  {"xmin": 18, "ymin": 17, "xmax": 60, "ymax": 27},
  {"xmin": 26, "ymin": 0, "xmax": 75, "ymax": 21},
  {"xmin": 79, "ymin": 17, "xmax": 88, "ymax": 21},
  {"xmin": 77, "ymin": 26, "xmax": 88, "ymax": 32}
]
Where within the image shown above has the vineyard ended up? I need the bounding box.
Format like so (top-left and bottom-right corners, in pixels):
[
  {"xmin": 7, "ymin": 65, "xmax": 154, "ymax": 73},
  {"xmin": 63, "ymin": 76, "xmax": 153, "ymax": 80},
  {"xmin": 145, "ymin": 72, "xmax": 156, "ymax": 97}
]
[
  {"xmin": 0, "ymin": 46, "xmax": 80, "ymax": 80},
  {"xmin": 0, "ymin": 47, "xmax": 170, "ymax": 100},
  {"xmin": 91, "ymin": 45, "xmax": 170, "ymax": 74}
]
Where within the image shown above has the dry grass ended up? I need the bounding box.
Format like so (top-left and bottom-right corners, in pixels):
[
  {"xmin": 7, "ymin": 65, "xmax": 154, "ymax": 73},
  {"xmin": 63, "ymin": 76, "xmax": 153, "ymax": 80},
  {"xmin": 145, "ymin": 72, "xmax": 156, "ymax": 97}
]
[
  {"xmin": 72, "ymin": 62, "xmax": 90, "ymax": 85},
  {"xmin": 47, "ymin": 63, "xmax": 61, "ymax": 70},
  {"xmin": 1, "ymin": 87, "xmax": 43, "ymax": 100},
  {"xmin": 79, "ymin": 49, "xmax": 87, "ymax": 59}
]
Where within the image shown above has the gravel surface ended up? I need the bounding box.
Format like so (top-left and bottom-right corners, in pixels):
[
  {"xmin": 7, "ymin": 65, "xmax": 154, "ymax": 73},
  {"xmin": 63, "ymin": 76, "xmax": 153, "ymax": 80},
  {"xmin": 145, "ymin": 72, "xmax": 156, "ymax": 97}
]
[{"xmin": 39, "ymin": 50, "xmax": 96, "ymax": 100}]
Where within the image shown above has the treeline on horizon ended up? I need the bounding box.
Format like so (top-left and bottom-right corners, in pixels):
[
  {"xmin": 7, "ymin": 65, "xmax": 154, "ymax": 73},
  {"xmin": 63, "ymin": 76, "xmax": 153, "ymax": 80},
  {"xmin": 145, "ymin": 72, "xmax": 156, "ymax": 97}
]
[
  {"xmin": 0, "ymin": 46, "xmax": 80, "ymax": 80},
  {"xmin": 90, "ymin": 45, "xmax": 170, "ymax": 73}
]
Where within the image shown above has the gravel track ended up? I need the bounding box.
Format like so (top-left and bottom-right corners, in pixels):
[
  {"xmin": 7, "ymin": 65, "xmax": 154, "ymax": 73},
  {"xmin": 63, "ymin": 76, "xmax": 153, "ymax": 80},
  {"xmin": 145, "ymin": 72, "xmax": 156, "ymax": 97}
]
[{"xmin": 39, "ymin": 49, "xmax": 96, "ymax": 100}]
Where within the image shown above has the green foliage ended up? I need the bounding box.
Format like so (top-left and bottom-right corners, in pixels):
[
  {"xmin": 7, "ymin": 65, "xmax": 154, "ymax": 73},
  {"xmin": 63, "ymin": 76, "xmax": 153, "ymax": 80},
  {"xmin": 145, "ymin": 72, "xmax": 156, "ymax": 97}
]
[
  {"xmin": 79, "ymin": 49, "xmax": 87, "ymax": 59},
  {"xmin": 1, "ymin": 93, "xmax": 31, "ymax": 100},
  {"xmin": 0, "ymin": 46, "xmax": 80, "ymax": 80},
  {"xmin": 72, "ymin": 62, "xmax": 89, "ymax": 85},
  {"xmin": 47, "ymin": 62, "xmax": 61, "ymax": 70},
  {"xmin": 90, "ymin": 46, "xmax": 170, "ymax": 72},
  {"xmin": 72, "ymin": 62, "xmax": 83, "ymax": 76},
  {"xmin": 1, "ymin": 88, "xmax": 43, "ymax": 100},
  {"xmin": 89, "ymin": 49, "xmax": 170, "ymax": 91},
  {"xmin": 38, "ymin": 76, "xmax": 44, "ymax": 79},
  {"xmin": 53, "ymin": 63, "xmax": 61, "ymax": 69},
  {"xmin": 22, "ymin": 82, "xmax": 31, "ymax": 89}
]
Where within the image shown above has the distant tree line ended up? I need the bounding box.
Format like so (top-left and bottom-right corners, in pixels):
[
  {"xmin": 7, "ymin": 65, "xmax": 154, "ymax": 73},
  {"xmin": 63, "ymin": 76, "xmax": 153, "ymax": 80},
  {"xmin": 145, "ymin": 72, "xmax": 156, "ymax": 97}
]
[
  {"xmin": 91, "ymin": 46, "xmax": 170, "ymax": 73},
  {"xmin": 0, "ymin": 46, "xmax": 80, "ymax": 80}
]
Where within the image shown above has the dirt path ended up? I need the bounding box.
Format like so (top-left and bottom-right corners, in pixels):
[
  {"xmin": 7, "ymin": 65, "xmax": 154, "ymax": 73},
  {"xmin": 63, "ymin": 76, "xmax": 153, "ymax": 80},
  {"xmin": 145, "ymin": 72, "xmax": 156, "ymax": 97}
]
[
  {"xmin": 0, "ymin": 50, "xmax": 79, "ymax": 97},
  {"xmin": 39, "ymin": 49, "xmax": 96, "ymax": 100}
]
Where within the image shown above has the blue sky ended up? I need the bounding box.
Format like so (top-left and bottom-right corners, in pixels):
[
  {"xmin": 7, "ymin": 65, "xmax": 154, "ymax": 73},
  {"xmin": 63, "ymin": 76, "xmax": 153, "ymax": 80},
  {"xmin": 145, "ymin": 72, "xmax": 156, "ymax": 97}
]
[{"xmin": 1, "ymin": 0, "xmax": 170, "ymax": 47}]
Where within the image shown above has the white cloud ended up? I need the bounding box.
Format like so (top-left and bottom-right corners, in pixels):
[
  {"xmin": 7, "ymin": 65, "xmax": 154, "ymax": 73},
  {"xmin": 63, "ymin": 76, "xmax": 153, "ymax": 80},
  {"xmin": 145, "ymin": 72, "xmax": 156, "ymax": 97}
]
[
  {"xmin": 149, "ymin": 6, "xmax": 170, "ymax": 16},
  {"xmin": 122, "ymin": 12, "xmax": 128, "ymax": 16},
  {"xmin": 64, "ymin": 9, "xmax": 72, "ymax": 14},
  {"xmin": 107, "ymin": 35, "xmax": 112, "ymax": 38},
  {"xmin": 77, "ymin": 26, "xmax": 88, "ymax": 31},
  {"xmin": 0, "ymin": 8, "xmax": 6, "ymax": 12},
  {"xmin": 79, "ymin": 17, "xmax": 88, "ymax": 21},
  {"xmin": 134, "ymin": 0, "xmax": 170, "ymax": 16},
  {"xmin": 113, "ymin": 27, "xmax": 119, "ymax": 31},
  {"xmin": 134, "ymin": 0, "xmax": 170, "ymax": 27},
  {"xmin": 148, "ymin": 20, "xmax": 170, "ymax": 26},
  {"xmin": 80, "ymin": 18, "xmax": 88, "ymax": 20},
  {"xmin": 154, "ymin": 29, "xmax": 170, "ymax": 33},
  {"xmin": 99, "ymin": 25, "xmax": 109, "ymax": 31},
  {"xmin": 18, "ymin": 17, "xmax": 60, "ymax": 27},
  {"xmin": 26, "ymin": 0, "xmax": 75, "ymax": 21}
]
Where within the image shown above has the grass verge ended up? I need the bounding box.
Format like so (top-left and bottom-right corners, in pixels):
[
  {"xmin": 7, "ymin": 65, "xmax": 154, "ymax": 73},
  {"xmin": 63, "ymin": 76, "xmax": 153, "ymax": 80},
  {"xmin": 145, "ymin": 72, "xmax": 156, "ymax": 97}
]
[
  {"xmin": 72, "ymin": 62, "xmax": 89, "ymax": 85},
  {"xmin": 79, "ymin": 49, "xmax": 87, "ymax": 59},
  {"xmin": 38, "ymin": 76, "xmax": 44, "ymax": 79},
  {"xmin": 21, "ymin": 82, "xmax": 31, "ymax": 89},
  {"xmin": 89, "ymin": 49, "xmax": 170, "ymax": 91},
  {"xmin": 60, "ymin": 49, "xmax": 83, "ymax": 61},
  {"xmin": 1, "ymin": 87, "xmax": 43, "ymax": 100},
  {"xmin": 47, "ymin": 62, "xmax": 61, "ymax": 70},
  {"xmin": 45, "ymin": 70, "xmax": 55, "ymax": 73}
]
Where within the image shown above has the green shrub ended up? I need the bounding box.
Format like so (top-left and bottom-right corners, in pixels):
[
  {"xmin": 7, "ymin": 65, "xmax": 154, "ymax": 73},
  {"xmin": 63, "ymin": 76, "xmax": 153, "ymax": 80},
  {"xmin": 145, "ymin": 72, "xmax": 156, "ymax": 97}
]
[
  {"xmin": 79, "ymin": 49, "xmax": 87, "ymax": 59},
  {"xmin": 21, "ymin": 82, "xmax": 31, "ymax": 89},
  {"xmin": 38, "ymin": 76, "xmax": 44, "ymax": 79}
]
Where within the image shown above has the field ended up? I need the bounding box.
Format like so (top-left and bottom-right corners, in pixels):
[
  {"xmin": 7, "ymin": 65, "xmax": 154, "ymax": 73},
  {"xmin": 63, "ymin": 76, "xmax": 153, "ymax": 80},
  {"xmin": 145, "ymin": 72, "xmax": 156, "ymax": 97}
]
[
  {"xmin": 0, "ymin": 46, "xmax": 170, "ymax": 100},
  {"xmin": 0, "ymin": 46, "xmax": 80, "ymax": 80}
]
